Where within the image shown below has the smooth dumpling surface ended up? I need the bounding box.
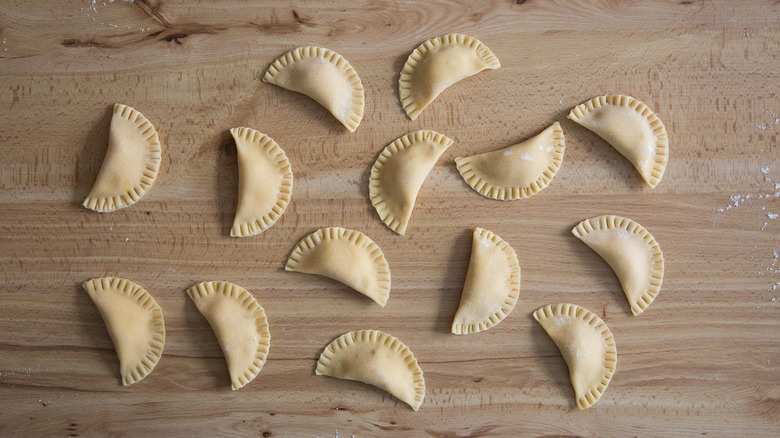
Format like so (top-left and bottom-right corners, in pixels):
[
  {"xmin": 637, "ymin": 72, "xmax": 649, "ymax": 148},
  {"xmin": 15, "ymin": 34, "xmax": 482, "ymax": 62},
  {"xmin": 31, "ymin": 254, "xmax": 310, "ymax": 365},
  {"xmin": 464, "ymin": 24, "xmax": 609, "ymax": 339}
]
[
  {"xmin": 264, "ymin": 46, "xmax": 364, "ymax": 132},
  {"xmin": 82, "ymin": 277, "xmax": 165, "ymax": 385},
  {"xmin": 455, "ymin": 122, "xmax": 566, "ymax": 200},
  {"xmin": 568, "ymin": 95, "xmax": 668, "ymax": 188},
  {"xmin": 187, "ymin": 281, "xmax": 270, "ymax": 390},
  {"xmin": 316, "ymin": 329, "xmax": 425, "ymax": 411},
  {"xmin": 572, "ymin": 215, "xmax": 664, "ymax": 315},
  {"xmin": 452, "ymin": 227, "xmax": 521, "ymax": 334},
  {"xmin": 229, "ymin": 127, "xmax": 293, "ymax": 237},
  {"xmin": 285, "ymin": 227, "xmax": 390, "ymax": 306},
  {"xmin": 83, "ymin": 103, "xmax": 162, "ymax": 212},
  {"xmin": 533, "ymin": 303, "xmax": 617, "ymax": 410},
  {"xmin": 399, "ymin": 34, "xmax": 500, "ymax": 120},
  {"xmin": 369, "ymin": 130, "xmax": 453, "ymax": 235}
]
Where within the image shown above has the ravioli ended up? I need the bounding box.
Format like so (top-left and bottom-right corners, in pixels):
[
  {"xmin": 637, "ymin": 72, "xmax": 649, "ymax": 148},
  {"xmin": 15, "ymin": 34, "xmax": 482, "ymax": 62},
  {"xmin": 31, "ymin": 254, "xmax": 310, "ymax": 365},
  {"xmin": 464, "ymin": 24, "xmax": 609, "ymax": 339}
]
[
  {"xmin": 369, "ymin": 130, "xmax": 453, "ymax": 235},
  {"xmin": 82, "ymin": 277, "xmax": 165, "ymax": 385},
  {"xmin": 572, "ymin": 214, "xmax": 664, "ymax": 315},
  {"xmin": 455, "ymin": 122, "xmax": 566, "ymax": 200},
  {"xmin": 533, "ymin": 303, "xmax": 617, "ymax": 410},
  {"xmin": 399, "ymin": 33, "xmax": 500, "ymax": 120},
  {"xmin": 316, "ymin": 329, "xmax": 425, "ymax": 411},
  {"xmin": 187, "ymin": 281, "xmax": 271, "ymax": 390},
  {"xmin": 229, "ymin": 127, "xmax": 293, "ymax": 237},
  {"xmin": 452, "ymin": 227, "xmax": 521, "ymax": 334},
  {"xmin": 83, "ymin": 103, "xmax": 162, "ymax": 212},
  {"xmin": 568, "ymin": 95, "xmax": 668, "ymax": 188},
  {"xmin": 285, "ymin": 227, "xmax": 390, "ymax": 306},
  {"xmin": 264, "ymin": 46, "xmax": 364, "ymax": 132}
]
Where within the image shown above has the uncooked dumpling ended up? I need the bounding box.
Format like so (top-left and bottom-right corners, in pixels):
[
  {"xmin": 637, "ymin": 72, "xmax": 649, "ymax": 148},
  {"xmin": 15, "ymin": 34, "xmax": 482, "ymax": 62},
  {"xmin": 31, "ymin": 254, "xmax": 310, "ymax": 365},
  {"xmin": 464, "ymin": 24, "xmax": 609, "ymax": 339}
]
[
  {"xmin": 533, "ymin": 303, "xmax": 617, "ymax": 410},
  {"xmin": 316, "ymin": 329, "xmax": 425, "ymax": 411},
  {"xmin": 187, "ymin": 281, "xmax": 271, "ymax": 390},
  {"xmin": 83, "ymin": 277, "xmax": 165, "ymax": 385},
  {"xmin": 264, "ymin": 46, "xmax": 364, "ymax": 132},
  {"xmin": 452, "ymin": 227, "xmax": 521, "ymax": 334},
  {"xmin": 399, "ymin": 34, "xmax": 500, "ymax": 120},
  {"xmin": 83, "ymin": 104, "xmax": 162, "ymax": 212},
  {"xmin": 572, "ymin": 214, "xmax": 664, "ymax": 315},
  {"xmin": 369, "ymin": 130, "xmax": 453, "ymax": 235},
  {"xmin": 568, "ymin": 95, "xmax": 668, "ymax": 188},
  {"xmin": 285, "ymin": 227, "xmax": 390, "ymax": 306},
  {"xmin": 455, "ymin": 122, "xmax": 566, "ymax": 200},
  {"xmin": 229, "ymin": 127, "xmax": 293, "ymax": 237}
]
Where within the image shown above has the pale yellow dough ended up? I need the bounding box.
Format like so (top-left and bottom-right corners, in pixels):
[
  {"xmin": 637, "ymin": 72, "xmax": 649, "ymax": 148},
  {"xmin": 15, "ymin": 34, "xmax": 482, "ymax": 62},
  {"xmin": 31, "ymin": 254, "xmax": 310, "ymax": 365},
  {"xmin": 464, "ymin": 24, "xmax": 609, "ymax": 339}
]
[
  {"xmin": 568, "ymin": 95, "xmax": 668, "ymax": 188},
  {"xmin": 264, "ymin": 46, "xmax": 364, "ymax": 132},
  {"xmin": 229, "ymin": 127, "xmax": 293, "ymax": 237},
  {"xmin": 316, "ymin": 329, "xmax": 425, "ymax": 411},
  {"xmin": 399, "ymin": 34, "xmax": 500, "ymax": 120},
  {"xmin": 369, "ymin": 130, "xmax": 453, "ymax": 235},
  {"xmin": 83, "ymin": 103, "xmax": 162, "ymax": 212},
  {"xmin": 452, "ymin": 227, "xmax": 521, "ymax": 334},
  {"xmin": 455, "ymin": 122, "xmax": 566, "ymax": 200},
  {"xmin": 82, "ymin": 277, "xmax": 165, "ymax": 386},
  {"xmin": 285, "ymin": 227, "xmax": 390, "ymax": 306},
  {"xmin": 533, "ymin": 303, "xmax": 617, "ymax": 410},
  {"xmin": 572, "ymin": 215, "xmax": 664, "ymax": 315},
  {"xmin": 187, "ymin": 281, "xmax": 270, "ymax": 390}
]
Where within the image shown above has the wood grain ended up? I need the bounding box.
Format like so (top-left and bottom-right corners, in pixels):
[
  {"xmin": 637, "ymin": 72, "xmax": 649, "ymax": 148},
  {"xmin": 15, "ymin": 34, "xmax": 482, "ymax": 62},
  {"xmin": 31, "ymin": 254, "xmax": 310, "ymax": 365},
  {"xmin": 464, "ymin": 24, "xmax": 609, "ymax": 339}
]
[{"xmin": 1, "ymin": 0, "xmax": 779, "ymax": 436}]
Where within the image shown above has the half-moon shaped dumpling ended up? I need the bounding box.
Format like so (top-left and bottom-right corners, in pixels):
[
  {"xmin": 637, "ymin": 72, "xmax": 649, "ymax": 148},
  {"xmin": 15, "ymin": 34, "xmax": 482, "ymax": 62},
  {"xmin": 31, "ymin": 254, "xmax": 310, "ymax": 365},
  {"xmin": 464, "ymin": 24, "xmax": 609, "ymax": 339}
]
[
  {"xmin": 568, "ymin": 95, "xmax": 668, "ymax": 188},
  {"xmin": 285, "ymin": 227, "xmax": 390, "ymax": 306},
  {"xmin": 82, "ymin": 277, "xmax": 165, "ymax": 385},
  {"xmin": 83, "ymin": 103, "xmax": 162, "ymax": 212},
  {"xmin": 455, "ymin": 122, "xmax": 566, "ymax": 200},
  {"xmin": 229, "ymin": 127, "xmax": 293, "ymax": 237},
  {"xmin": 263, "ymin": 46, "xmax": 364, "ymax": 132},
  {"xmin": 399, "ymin": 34, "xmax": 500, "ymax": 120},
  {"xmin": 369, "ymin": 130, "xmax": 453, "ymax": 235},
  {"xmin": 533, "ymin": 303, "xmax": 617, "ymax": 410},
  {"xmin": 316, "ymin": 329, "xmax": 425, "ymax": 411},
  {"xmin": 572, "ymin": 215, "xmax": 664, "ymax": 315},
  {"xmin": 452, "ymin": 227, "xmax": 521, "ymax": 334},
  {"xmin": 186, "ymin": 281, "xmax": 271, "ymax": 390}
]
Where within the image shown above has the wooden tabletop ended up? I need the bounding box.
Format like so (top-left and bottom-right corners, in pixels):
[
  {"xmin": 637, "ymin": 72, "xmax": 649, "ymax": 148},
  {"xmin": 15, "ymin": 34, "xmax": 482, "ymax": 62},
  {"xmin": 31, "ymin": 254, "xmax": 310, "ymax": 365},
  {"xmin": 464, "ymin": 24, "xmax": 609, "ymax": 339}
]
[{"xmin": 1, "ymin": 0, "xmax": 779, "ymax": 436}]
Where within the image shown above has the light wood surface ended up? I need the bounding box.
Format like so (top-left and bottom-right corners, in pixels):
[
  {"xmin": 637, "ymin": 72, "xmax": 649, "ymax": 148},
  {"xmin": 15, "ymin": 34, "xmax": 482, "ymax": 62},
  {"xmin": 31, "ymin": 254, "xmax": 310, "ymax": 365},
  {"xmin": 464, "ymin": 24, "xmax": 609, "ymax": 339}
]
[{"xmin": 1, "ymin": 0, "xmax": 779, "ymax": 436}]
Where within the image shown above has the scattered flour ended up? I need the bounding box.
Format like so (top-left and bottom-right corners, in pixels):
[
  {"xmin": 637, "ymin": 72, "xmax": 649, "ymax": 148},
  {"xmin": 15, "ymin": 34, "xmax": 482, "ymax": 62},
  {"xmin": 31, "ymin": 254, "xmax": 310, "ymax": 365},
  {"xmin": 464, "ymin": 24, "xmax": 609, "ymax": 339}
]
[
  {"xmin": 729, "ymin": 17, "xmax": 756, "ymax": 38},
  {"xmin": 80, "ymin": 0, "xmax": 145, "ymax": 31},
  {"xmin": 715, "ymin": 166, "xmax": 780, "ymax": 296},
  {"xmin": 756, "ymin": 110, "xmax": 780, "ymax": 130}
]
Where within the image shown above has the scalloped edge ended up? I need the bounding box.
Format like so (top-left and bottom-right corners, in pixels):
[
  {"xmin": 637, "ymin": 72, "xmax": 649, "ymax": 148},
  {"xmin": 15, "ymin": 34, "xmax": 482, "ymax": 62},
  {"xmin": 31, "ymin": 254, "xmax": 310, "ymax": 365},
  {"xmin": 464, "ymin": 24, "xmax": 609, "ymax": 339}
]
[
  {"xmin": 285, "ymin": 227, "xmax": 390, "ymax": 306},
  {"xmin": 568, "ymin": 95, "xmax": 668, "ymax": 188},
  {"xmin": 369, "ymin": 130, "xmax": 453, "ymax": 235},
  {"xmin": 572, "ymin": 214, "xmax": 664, "ymax": 316},
  {"xmin": 186, "ymin": 281, "xmax": 271, "ymax": 390},
  {"xmin": 82, "ymin": 277, "xmax": 165, "ymax": 386},
  {"xmin": 455, "ymin": 122, "xmax": 566, "ymax": 200},
  {"xmin": 533, "ymin": 303, "xmax": 617, "ymax": 410},
  {"xmin": 315, "ymin": 329, "xmax": 425, "ymax": 411},
  {"xmin": 263, "ymin": 46, "xmax": 365, "ymax": 132},
  {"xmin": 452, "ymin": 227, "xmax": 521, "ymax": 334},
  {"xmin": 399, "ymin": 33, "xmax": 500, "ymax": 120},
  {"xmin": 229, "ymin": 127, "xmax": 293, "ymax": 237},
  {"xmin": 83, "ymin": 103, "xmax": 162, "ymax": 212}
]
